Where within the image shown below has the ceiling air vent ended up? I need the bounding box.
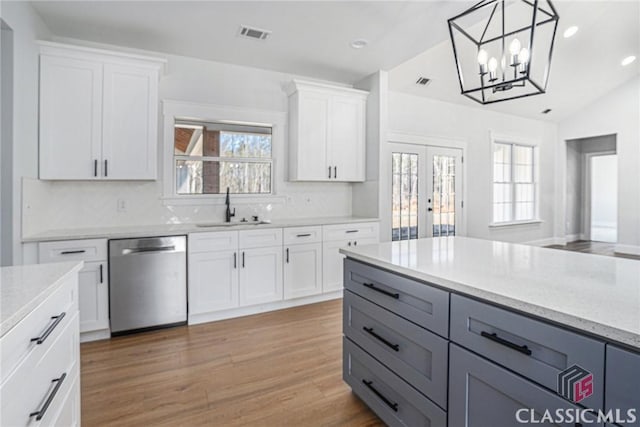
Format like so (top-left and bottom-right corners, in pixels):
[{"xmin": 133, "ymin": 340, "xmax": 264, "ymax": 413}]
[
  {"xmin": 416, "ymin": 77, "xmax": 431, "ymax": 86},
  {"xmin": 238, "ymin": 25, "xmax": 271, "ymax": 40}
]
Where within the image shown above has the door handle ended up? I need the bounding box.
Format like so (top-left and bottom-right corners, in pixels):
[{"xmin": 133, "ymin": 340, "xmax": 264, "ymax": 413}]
[
  {"xmin": 328, "ymin": 166, "xmax": 332, "ymax": 179},
  {"xmin": 99, "ymin": 264, "xmax": 104, "ymax": 283},
  {"xmin": 286, "ymin": 248, "xmax": 289, "ymax": 263},
  {"xmin": 333, "ymin": 166, "xmax": 337, "ymax": 179},
  {"xmin": 122, "ymin": 246, "xmax": 175, "ymax": 255},
  {"xmin": 104, "ymin": 159, "xmax": 108, "ymax": 177},
  {"xmin": 427, "ymin": 207, "xmax": 433, "ymax": 212},
  {"xmin": 234, "ymin": 252, "xmax": 237, "ymax": 269},
  {"xmin": 94, "ymin": 159, "xmax": 98, "ymax": 177},
  {"xmin": 242, "ymin": 252, "xmax": 245, "ymax": 268}
]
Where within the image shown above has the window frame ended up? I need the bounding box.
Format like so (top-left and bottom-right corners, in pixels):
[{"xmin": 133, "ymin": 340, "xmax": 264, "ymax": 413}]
[
  {"xmin": 490, "ymin": 133, "xmax": 541, "ymax": 227},
  {"xmin": 173, "ymin": 121, "xmax": 274, "ymax": 196},
  {"xmin": 162, "ymin": 101, "xmax": 286, "ymax": 205}
]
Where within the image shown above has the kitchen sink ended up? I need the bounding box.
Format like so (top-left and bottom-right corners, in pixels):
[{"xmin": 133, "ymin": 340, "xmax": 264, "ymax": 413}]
[{"xmin": 196, "ymin": 221, "xmax": 271, "ymax": 228}]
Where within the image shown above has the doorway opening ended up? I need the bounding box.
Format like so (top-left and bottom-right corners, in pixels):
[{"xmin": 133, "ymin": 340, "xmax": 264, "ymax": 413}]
[
  {"xmin": 1, "ymin": 20, "xmax": 14, "ymax": 266},
  {"xmin": 565, "ymin": 134, "xmax": 617, "ymax": 244}
]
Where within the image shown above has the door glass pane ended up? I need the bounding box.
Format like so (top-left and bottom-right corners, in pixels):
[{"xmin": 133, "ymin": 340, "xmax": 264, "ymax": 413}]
[
  {"xmin": 432, "ymin": 155, "xmax": 456, "ymax": 237},
  {"xmin": 391, "ymin": 152, "xmax": 419, "ymax": 241}
]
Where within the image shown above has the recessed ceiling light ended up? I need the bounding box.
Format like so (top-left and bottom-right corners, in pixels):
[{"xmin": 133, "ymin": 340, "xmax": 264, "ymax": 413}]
[
  {"xmin": 621, "ymin": 55, "xmax": 636, "ymax": 66},
  {"xmin": 350, "ymin": 39, "xmax": 368, "ymax": 49},
  {"xmin": 563, "ymin": 26, "xmax": 578, "ymax": 38}
]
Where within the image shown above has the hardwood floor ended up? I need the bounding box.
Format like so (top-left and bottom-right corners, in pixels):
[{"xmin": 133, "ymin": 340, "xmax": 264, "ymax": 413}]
[
  {"xmin": 545, "ymin": 240, "xmax": 640, "ymax": 260},
  {"xmin": 81, "ymin": 299, "xmax": 383, "ymax": 427}
]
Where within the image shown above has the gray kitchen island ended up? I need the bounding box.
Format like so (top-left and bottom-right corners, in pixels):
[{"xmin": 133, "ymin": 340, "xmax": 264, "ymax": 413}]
[{"xmin": 340, "ymin": 237, "xmax": 640, "ymax": 427}]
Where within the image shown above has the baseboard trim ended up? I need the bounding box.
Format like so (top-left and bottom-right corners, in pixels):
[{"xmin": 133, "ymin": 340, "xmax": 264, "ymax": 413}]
[
  {"xmin": 80, "ymin": 329, "xmax": 111, "ymax": 343},
  {"xmin": 524, "ymin": 237, "xmax": 560, "ymax": 247},
  {"xmin": 188, "ymin": 291, "xmax": 343, "ymax": 326},
  {"xmin": 615, "ymin": 244, "xmax": 640, "ymax": 256}
]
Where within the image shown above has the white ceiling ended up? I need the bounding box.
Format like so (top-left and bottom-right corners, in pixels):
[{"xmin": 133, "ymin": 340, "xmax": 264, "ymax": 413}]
[
  {"xmin": 389, "ymin": 1, "xmax": 640, "ymax": 122},
  {"xmin": 29, "ymin": 0, "xmax": 474, "ymax": 84}
]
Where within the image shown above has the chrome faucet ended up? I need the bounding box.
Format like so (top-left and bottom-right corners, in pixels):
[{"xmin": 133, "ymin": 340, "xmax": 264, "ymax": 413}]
[{"xmin": 225, "ymin": 187, "xmax": 235, "ymax": 223}]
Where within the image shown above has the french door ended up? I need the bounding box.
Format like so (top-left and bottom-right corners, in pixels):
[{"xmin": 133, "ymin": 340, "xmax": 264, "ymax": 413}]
[{"xmin": 391, "ymin": 144, "xmax": 463, "ymax": 240}]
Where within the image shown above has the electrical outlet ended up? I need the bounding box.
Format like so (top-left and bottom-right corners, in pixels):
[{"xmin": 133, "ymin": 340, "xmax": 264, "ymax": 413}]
[{"xmin": 117, "ymin": 199, "xmax": 127, "ymax": 213}]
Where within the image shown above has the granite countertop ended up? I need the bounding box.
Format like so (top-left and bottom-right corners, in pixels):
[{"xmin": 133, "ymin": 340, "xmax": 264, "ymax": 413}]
[
  {"xmin": 1, "ymin": 261, "xmax": 83, "ymax": 338},
  {"xmin": 340, "ymin": 236, "xmax": 640, "ymax": 350},
  {"xmin": 23, "ymin": 216, "xmax": 379, "ymax": 242}
]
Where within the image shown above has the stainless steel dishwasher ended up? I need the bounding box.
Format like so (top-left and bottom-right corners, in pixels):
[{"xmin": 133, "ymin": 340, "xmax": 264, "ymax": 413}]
[{"xmin": 109, "ymin": 236, "xmax": 187, "ymax": 335}]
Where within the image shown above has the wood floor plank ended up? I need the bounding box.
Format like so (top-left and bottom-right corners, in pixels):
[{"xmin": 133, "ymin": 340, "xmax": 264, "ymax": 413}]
[
  {"xmin": 546, "ymin": 240, "xmax": 640, "ymax": 260},
  {"xmin": 81, "ymin": 299, "xmax": 383, "ymax": 426}
]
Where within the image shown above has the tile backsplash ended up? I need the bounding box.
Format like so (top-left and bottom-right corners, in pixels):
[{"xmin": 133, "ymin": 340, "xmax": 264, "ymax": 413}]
[{"xmin": 22, "ymin": 178, "xmax": 353, "ymax": 237}]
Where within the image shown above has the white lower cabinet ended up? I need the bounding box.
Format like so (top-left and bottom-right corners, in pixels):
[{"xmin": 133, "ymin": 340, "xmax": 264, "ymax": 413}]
[
  {"xmin": 188, "ymin": 250, "xmax": 239, "ymax": 314},
  {"xmin": 284, "ymin": 242, "xmax": 322, "ymax": 299},
  {"xmin": 78, "ymin": 261, "xmax": 109, "ymax": 333},
  {"xmin": 323, "ymin": 237, "xmax": 379, "ymax": 293},
  {"xmin": 38, "ymin": 239, "xmax": 109, "ymax": 340},
  {"xmin": 239, "ymin": 246, "xmax": 284, "ymax": 306}
]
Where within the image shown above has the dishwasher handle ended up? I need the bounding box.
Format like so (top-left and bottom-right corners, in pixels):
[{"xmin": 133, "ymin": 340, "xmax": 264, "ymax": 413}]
[{"xmin": 121, "ymin": 246, "xmax": 176, "ymax": 255}]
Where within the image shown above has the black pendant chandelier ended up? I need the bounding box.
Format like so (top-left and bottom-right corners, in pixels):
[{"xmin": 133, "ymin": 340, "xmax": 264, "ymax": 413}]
[{"xmin": 448, "ymin": 0, "xmax": 559, "ymax": 104}]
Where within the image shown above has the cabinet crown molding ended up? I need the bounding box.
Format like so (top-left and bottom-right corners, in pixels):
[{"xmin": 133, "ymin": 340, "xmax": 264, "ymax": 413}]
[{"xmin": 285, "ymin": 79, "xmax": 369, "ymax": 98}]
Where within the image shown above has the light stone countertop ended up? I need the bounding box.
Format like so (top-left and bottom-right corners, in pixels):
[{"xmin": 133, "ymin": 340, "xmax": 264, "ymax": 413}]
[
  {"xmin": 23, "ymin": 216, "xmax": 379, "ymax": 242},
  {"xmin": 1, "ymin": 261, "xmax": 83, "ymax": 338},
  {"xmin": 340, "ymin": 236, "xmax": 640, "ymax": 350}
]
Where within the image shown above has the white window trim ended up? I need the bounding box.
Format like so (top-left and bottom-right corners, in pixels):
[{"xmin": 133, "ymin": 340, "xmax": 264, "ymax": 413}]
[
  {"xmin": 489, "ymin": 132, "xmax": 541, "ymax": 226},
  {"xmin": 161, "ymin": 100, "xmax": 287, "ymax": 206}
]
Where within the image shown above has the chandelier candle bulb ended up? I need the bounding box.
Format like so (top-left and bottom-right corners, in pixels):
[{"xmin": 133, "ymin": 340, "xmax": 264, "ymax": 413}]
[
  {"xmin": 509, "ymin": 38, "xmax": 522, "ymax": 65},
  {"xmin": 519, "ymin": 48, "xmax": 530, "ymax": 74},
  {"xmin": 477, "ymin": 49, "xmax": 489, "ymax": 74},
  {"xmin": 488, "ymin": 57, "xmax": 498, "ymax": 81}
]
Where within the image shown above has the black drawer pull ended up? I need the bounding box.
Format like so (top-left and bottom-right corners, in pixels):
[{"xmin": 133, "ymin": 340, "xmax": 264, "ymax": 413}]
[
  {"xmin": 362, "ymin": 380, "xmax": 398, "ymax": 412},
  {"xmin": 363, "ymin": 326, "xmax": 399, "ymax": 352},
  {"xmin": 60, "ymin": 250, "xmax": 86, "ymax": 255},
  {"xmin": 31, "ymin": 313, "xmax": 66, "ymax": 345},
  {"xmin": 481, "ymin": 331, "xmax": 532, "ymax": 356},
  {"xmin": 99, "ymin": 263, "xmax": 104, "ymax": 283},
  {"xmin": 30, "ymin": 373, "xmax": 66, "ymax": 421},
  {"xmin": 363, "ymin": 283, "xmax": 399, "ymax": 299},
  {"xmin": 345, "ymin": 230, "xmax": 359, "ymax": 234},
  {"xmin": 296, "ymin": 233, "xmax": 312, "ymax": 237}
]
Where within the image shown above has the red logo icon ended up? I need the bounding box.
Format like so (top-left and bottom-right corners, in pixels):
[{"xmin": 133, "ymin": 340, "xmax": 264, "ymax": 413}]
[{"xmin": 558, "ymin": 365, "xmax": 593, "ymax": 403}]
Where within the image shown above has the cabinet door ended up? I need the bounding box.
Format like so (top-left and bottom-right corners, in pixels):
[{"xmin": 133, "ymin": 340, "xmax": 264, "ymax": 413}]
[
  {"xmin": 296, "ymin": 92, "xmax": 330, "ymax": 181},
  {"xmin": 39, "ymin": 55, "xmax": 102, "ymax": 180},
  {"xmin": 284, "ymin": 243, "xmax": 322, "ymax": 299},
  {"xmin": 188, "ymin": 250, "xmax": 239, "ymax": 314},
  {"xmin": 449, "ymin": 344, "xmax": 602, "ymax": 427},
  {"xmin": 102, "ymin": 63, "xmax": 158, "ymax": 180},
  {"xmin": 78, "ymin": 261, "xmax": 109, "ymax": 333},
  {"xmin": 328, "ymin": 95, "xmax": 365, "ymax": 182},
  {"xmin": 239, "ymin": 246, "xmax": 283, "ymax": 306},
  {"xmin": 323, "ymin": 237, "xmax": 378, "ymax": 293},
  {"xmin": 606, "ymin": 345, "xmax": 640, "ymax": 426}
]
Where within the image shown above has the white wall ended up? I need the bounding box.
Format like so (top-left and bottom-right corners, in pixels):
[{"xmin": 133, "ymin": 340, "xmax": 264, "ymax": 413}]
[
  {"xmin": 558, "ymin": 77, "xmax": 640, "ymax": 254},
  {"xmin": 1, "ymin": 20, "xmax": 14, "ymax": 266},
  {"xmin": 0, "ymin": 2, "xmax": 52, "ymax": 264},
  {"xmin": 591, "ymin": 155, "xmax": 617, "ymax": 230},
  {"xmin": 387, "ymin": 91, "xmax": 558, "ymax": 244},
  {"xmin": 20, "ymin": 41, "xmax": 355, "ymax": 239}
]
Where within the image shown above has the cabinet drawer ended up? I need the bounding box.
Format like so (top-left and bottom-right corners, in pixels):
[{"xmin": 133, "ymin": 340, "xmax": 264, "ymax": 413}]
[
  {"xmin": 450, "ymin": 294, "xmax": 604, "ymax": 411},
  {"xmin": 0, "ymin": 275, "xmax": 78, "ymax": 384},
  {"xmin": 239, "ymin": 228, "xmax": 283, "ymax": 249},
  {"xmin": 344, "ymin": 259, "xmax": 449, "ymax": 338},
  {"xmin": 449, "ymin": 344, "xmax": 602, "ymax": 427},
  {"xmin": 189, "ymin": 231, "xmax": 238, "ymax": 253},
  {"xmin": 606, "ymin": 345, "xmax": 640, "ymax": 426},
  {"xmin": 40, "ymin": 372, "xmax": 80, "ymax": 427},
  {"xmin": 322, "ymin": 222, "xmax": 379, "ymax": 242},
  {"xmin": 283, "ymin": 226, "xmax": 322, "ymax": 245},
  {"xmin": 39, "ymin": 238, "xmax": 107, "ymax": 263},
  {"xmin": 1, "ymin": 314, "xmax": 80, "ymax": 427},
  {"xmin": 344, "ymin": 291, "xmax": 448, "ymax": 408},
  {"xmin": 343, "ymin": 337, "xmax": 446, "ymax": 427}
]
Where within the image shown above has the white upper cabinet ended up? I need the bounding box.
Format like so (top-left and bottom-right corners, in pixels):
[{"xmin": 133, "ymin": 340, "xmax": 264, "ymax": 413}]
[
  {"xmin": 287, "ymin": 80, "xmax": 368, "ymax": 182},
  {"xmin": 38, "ymin": 42, "xmax": 164, "ymax": 180}
]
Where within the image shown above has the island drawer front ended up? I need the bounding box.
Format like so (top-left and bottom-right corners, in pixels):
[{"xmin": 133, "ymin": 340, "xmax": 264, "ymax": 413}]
[
  {"xmin": 323, "ymin": 222, "xmax": 379, "ymax": 242},
  {"xmin": 344, "ymin": 290, "xmax": 448, "ymax": 408},
  {"xmin": 450, "ymin": 294, "xmax": 605, "ymax": 411},
  {"xmin": 605, "ymin": 345, "xmax": 640, "ymax": 425},
  {"xmin": 0, "ymin": 275, "xmax": 78, "ymax": 384},
  {"xmin": 283, "ymin": 226, "xmax": 322, "ymax": 245},
  {"xmin": 239, "ymin": 228, "xmax": 283, "ymax": 249},
  {"xmin": 343, "ymin": 337, "xmax": 447, "ymax": 427},
  {"xmin": 344, "ymin": 259, "xmax": 449, "ymax": 338},
  {"xmin": 1, "ymin": 313, "xmax": 80, "ymax": 427},
  {"xmin": 188, "ymin": 231, "xmax": 238, "ymax": 253},
  {"xmin": 449, "ymin": 344, "xmax": 603, "ymax": 427},
  {"xmin": 39, "ymin": 238, "xmax": 107, "ymax": 263}
]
